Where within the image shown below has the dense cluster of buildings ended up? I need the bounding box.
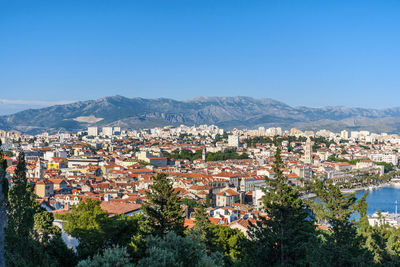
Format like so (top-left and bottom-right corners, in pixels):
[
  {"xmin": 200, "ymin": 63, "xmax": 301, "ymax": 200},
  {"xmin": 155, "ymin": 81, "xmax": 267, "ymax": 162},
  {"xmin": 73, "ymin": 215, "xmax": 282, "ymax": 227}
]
[{"xmin": 0, "ymin": 125, "xmax": 399, "ymax": 237}]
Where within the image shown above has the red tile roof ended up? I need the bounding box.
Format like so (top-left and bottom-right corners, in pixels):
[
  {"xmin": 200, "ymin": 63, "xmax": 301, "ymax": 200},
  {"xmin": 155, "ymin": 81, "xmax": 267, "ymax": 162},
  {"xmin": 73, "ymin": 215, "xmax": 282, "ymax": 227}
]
[{"xmin": 100, "ymin": 201, "xmax": 141, "ymax": 217}]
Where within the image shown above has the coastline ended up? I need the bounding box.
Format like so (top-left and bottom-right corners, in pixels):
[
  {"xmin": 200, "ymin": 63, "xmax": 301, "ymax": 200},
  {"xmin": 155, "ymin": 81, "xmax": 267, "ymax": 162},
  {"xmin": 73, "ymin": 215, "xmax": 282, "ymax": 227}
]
[
  {"xmin": 341, "ymin": 183, "xmax": 393, "ymax": 194},
  {"xmin": 301, "ymin": 182, "xmax": 397, "ymax": 198}
]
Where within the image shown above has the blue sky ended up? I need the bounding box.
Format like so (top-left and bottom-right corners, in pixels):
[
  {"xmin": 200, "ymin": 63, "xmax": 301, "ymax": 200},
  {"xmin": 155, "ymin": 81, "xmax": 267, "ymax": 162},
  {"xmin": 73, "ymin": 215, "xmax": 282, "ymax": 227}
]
[{"xmin": 1, "ymin": 0, "xmax": 400, "ymax": 110}]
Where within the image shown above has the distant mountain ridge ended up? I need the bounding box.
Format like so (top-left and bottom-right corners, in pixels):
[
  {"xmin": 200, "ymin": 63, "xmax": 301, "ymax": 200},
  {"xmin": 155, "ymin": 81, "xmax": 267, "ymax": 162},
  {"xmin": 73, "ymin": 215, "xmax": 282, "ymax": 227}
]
[{"xmin": 1, "ymin": 95, "xmax": 400, "ymax": 134}]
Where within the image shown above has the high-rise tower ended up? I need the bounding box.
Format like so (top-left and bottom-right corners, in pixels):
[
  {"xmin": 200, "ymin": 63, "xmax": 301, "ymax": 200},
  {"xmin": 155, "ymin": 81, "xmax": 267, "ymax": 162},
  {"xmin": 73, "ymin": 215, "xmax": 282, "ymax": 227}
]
[{"xmin": 304, "ymin": 137, "xmax": 313, "ymax": 164}]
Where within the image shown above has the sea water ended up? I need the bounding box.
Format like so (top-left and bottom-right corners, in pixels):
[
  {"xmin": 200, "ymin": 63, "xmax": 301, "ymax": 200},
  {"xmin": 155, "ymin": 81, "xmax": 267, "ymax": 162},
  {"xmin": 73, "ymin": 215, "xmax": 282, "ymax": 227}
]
[{"xmin": 355, "ymin": 186, "xmax": 400, "ymax": 216}]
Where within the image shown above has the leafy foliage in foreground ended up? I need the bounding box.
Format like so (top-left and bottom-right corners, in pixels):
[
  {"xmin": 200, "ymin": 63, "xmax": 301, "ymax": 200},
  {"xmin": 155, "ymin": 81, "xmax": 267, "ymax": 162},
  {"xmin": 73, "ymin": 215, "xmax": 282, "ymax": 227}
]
[
  {"xmin": 77, "ymin": 246, "xmax": 133, "ymax": 267},
  {"xmin": 137, "ymin": 231, "xmax": 224, "ymax": 267},
  {"xmin": 58, "ymin": 198, "xmax": 143, "ymax": 261}
]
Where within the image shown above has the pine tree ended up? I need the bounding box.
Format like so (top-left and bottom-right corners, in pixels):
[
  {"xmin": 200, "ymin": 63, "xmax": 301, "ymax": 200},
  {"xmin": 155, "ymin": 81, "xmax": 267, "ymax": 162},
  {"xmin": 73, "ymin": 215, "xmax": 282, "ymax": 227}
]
[
  {"xmin": 311, "ymin": 179, "xmax": 372, "ymax": 266},
  {"xmin": 246, "ymin": 148, "xmax": 316, "ymax": 266},
  {"xmin": 193, "ymin": 204, "xmax": 210, "ymax": 235},
  {"xmin": 191, "ymin": 203, "xmax": 216, "ymax": 254},
  {"xmin": 142, "ymin": 173, "xmax": 185, "ymax": 236},
  {"xmin": 190, "ymin": 204, "xmax": 245, "ymax": 264},
  {"xmin": 356, "ymin": 191, "xmax": 370, "ymax": 232}
]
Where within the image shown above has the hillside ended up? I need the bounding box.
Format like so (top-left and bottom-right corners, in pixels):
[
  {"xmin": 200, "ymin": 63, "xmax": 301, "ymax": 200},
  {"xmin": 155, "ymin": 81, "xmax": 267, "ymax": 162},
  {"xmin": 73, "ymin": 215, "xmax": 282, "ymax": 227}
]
[{"xmin": 1, "ymin": 95, "xmax": 400, "ymax": 134}]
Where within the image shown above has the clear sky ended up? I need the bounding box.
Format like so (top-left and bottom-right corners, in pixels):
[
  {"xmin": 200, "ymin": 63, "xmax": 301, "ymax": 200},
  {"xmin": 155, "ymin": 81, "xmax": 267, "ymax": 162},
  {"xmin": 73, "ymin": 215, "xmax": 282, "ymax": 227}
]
[{"xmin": 1, "ymin": 0, "xmax": 400, "ymax": 109}]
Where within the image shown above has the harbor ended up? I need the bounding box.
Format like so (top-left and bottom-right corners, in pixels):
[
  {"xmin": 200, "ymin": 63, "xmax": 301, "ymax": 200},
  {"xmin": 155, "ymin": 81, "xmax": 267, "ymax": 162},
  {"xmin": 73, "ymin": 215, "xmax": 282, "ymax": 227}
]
[{"xmin": 355, "ymin": 185, "xmax": 400, "ymax": 227}]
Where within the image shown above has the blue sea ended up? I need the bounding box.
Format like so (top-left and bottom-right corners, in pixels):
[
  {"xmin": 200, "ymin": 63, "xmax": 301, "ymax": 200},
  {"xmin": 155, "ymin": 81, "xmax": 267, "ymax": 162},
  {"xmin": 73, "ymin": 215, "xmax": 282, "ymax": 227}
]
[{"xmin": 355, "ymin": 186, "xmax": 400, "ymax": 216}]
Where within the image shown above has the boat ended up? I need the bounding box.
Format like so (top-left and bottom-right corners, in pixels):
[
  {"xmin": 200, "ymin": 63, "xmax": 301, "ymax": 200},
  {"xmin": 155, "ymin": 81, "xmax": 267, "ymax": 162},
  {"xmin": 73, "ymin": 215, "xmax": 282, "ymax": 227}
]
[
  {"xmin": 368, "ymin": 211, "xmax": 400, "ymax": 227},
  {"xmin": 368, "ymin": 201, "xmax": 400, "ymax": 227},
  {"xmin": 391, "ymin": 178, "xmax": 400, "ymax": 187}
]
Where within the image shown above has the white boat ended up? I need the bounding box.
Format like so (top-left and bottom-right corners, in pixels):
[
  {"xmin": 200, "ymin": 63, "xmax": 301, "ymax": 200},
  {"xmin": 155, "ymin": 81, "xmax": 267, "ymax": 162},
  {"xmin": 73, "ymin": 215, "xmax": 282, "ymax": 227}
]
[
  {"xmin": 391, "ymin": 178, "xmax": 400, "ymax": 187},
  {"xmin": 368, "ymin": 186, "xmax": 374, "ymax": 191},
  {"xmin": 368, "ymin": 211, "xmax": 400, "ymax": 227},
  {"xmin": 368, "ymin": 201, "xmax": 400, "ymax": 227}
]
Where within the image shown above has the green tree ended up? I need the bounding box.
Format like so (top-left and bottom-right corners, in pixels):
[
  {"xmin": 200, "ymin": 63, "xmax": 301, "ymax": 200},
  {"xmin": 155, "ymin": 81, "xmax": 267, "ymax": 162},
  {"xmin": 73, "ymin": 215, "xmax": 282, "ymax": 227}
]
[
  {"xmin": 5, "ymin": 152, "xmax": 41, "ymax": 266},
  {"xmin": 310, "ymin": 179, "xmax": 372, "ymax": 266},
  {"xmin": 46, "ymin": 234, "xmax": 78, "ymax": 267},
  {"xmin": 181, "ymin": 197, "xmax": 199, "ymax": 209},
  {"xmin": 375, "ymin": 162, "xmax": 394, "ymax": 173},
  {"xmin": 5, "ymin": 152, "xmax": 72, "ymax": 266},
  {"xmin": 386, "ymin": 228, "xmax": 400, "ymax": 262},
  {"xmin": 34, "ymin": 209, "xmax": 77, "ymax": 267},
  {"xmin": 356, "ymin": 193, "xmax": 400, "ymax": 264},
  {"xmin": 211, "ymin": 224, "xmax": 246, "ymax": 264},
  {"xmin": 137, "ymin": 231, "xmax": 224, "ymax": 267},
  {"xmin": 142, "ymin": 173, "xmax": 185, "ymax": 236},
  {"xmin": 205, "ymin": 149, "xmax": 249, "ymax": 161},
  {"xmin": 163, "ymin": 149, "xmax": 203, "ymax": 162},
  {"xmin": 193, "ymin": 204, "xmax": 211, "ymax": 235},
  {"xmin": 191, "ymin": 204, "xmax": 215, "ymax": 254},
  {"xmin": 246, "ymin": 148, "xmax": 316, "ymax": 266},
  {"xmin": 356, "ymin": 192, "xmax": 370, "ymax": 232},
  {"xmin": 191, "ymin": 205, "xmax": 245, "ymax": 264},
  {"xmin": 61, "ymin": 198, "xmax": 142, "ymax": 260},
  {"xmin": 0, "ymin": 140, "xmax": 7, "ymax": 267},
  {"xmin": 7, "ymin": 152, "xmax": 37, "ymax": 236},
  {"xmin": 34, "ymin": 209, "xmax": 59, "ymax": 243},
  {"xmin": 61, "ymin": 198, "xmax": 110, "ymax": 259},
  {"xmin": 77, "ymin": 246, "xmax": 134, "ymax": 267}
]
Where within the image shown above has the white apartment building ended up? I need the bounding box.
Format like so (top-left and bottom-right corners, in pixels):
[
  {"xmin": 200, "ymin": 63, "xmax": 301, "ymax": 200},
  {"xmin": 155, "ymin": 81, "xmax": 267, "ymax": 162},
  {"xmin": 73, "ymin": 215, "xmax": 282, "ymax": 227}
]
[
  {"xmin": 375, "ymin": 153, "xmax": 398, "ymax": 165},
  {"xmin": 370, "ymin": 153, "xmax": 398, "ymax": 166},
  {"xmin": 88, "ymin": 127, "xmax": 98, "ymax": 136},
  {"xmin": 240, "ymin": 177, "xmax": 266, "ymax": 192},
  {"xmin": 102, "ymin": 127, "xmax": 113, "ymax": 136},
  {"xmin": 0, "ymin": 137, "xmax": 11, "ymax": 151},
  {"xmin": 228, "ymin": 135, "xmax": 240, "ymax": 148},
  {"xmin": 341, "ymin": 130, "xmax": 349, "ymax": 139},
  {"xmin": 351, "ymin": 131, "xmax": 359, "ymax": 139}
]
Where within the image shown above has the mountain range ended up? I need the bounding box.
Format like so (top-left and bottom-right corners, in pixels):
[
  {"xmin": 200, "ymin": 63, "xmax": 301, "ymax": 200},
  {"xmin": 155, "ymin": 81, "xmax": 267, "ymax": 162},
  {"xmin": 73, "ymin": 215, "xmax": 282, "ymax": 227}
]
[{"xmin": 1, "ymin": 95, "xmax": 400, "ymax": 134}]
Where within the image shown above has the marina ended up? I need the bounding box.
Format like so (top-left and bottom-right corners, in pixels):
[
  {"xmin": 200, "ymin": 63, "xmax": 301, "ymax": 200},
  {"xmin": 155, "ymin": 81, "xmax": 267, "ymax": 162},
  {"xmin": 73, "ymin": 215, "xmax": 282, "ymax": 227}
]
[{"xmin": 355, "ymin": 185, "xmax": 400, "ymax": 226}]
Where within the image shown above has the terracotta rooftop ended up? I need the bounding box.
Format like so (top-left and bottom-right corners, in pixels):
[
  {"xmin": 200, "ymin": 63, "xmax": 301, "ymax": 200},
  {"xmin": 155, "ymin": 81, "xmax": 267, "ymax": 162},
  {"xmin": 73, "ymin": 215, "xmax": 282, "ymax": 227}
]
[{"xmin": 100, "ymin": 201, "xmax": 141, "ymax": 217}]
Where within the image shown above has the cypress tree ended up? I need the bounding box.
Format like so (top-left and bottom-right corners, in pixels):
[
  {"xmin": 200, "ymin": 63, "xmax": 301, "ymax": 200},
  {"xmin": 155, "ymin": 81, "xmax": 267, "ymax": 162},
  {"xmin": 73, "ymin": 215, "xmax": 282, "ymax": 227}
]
[
  {"xmin": 0, "ymin": 141, "xmax": 7, "ymax": 267},
  {"xmin": 142, "ymin": 173, "xmax": 185, "ymax": 236},
  {"xmin": 5, "ymin": 152, "xmax": 33, "ymax": 265},
  {"xmin": 4, "ymin": 151, "xmax": 74, "ymax": 266},
  {"xmin": 7, "ymin": 152, "xmax": 37, "ymax": 237},
  {"xmin": 5, "ymin": 152, "xmax": 47, "ymax": 266}
]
